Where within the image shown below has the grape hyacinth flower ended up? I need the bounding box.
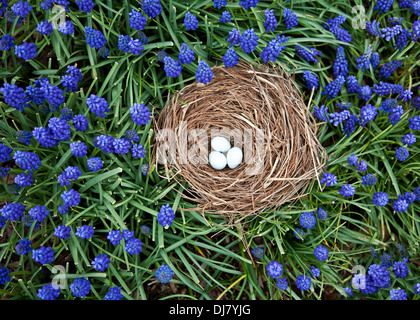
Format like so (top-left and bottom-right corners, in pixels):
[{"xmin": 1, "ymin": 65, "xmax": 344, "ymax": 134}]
[
  {"xmin": 395, "ymin": 29, "xmax": 409, "ymax": 51},
  {"xmin": 283, "ymin": 8, "xmax": 298, "ymax": 29},
  {"xmin": 390, "ymin": 289, "xmax": 408, "ymax": 300},
  {"xmin": 140, "ymin": 225, "xmax": 151, "ymax": 235},
  {"xmin": 316, "ymin": 207, "xmax": 328, "ymax": 220},
  {"xmin": 61, "ymin": 189, "xmax": 81, "ymax": 207},
  {"xmin": 15, "ymin": 172, "xmax": 33, "ymax": 187},
  {"xmin": 107, "ymin": 230, "xmax": 123, "ymax": 245},
  {"xmin": 362, "ymin": 174, "xmax": 377, "ymax": 186},
  {"xmin": 142, "ymin": 0, "xmax": 162, "ymax": 19},
  {"xmin": 346, "ymin": 75, "xmax": 360, "ymax": 94},
  {"xmin": 0, "ymin": 203, "xmax": 25, "ymax": 222},
  {"xmin": 75, "ymin": 225, "xmax": 94, "ymax": 239},
  {"xmin": 399, "ymin": 89, "xmax": 413, "ymax": 102},
  {"xmin": 401, "ymin": 133, "xmax": 416, "ymax": 146},
  {"xmin": 195, "ymin": 60, "xmax": 213, "ymax": 85},
  {"xmin": 393, "ymin": 261, "xmax": 409, "ymax": 279},
  {"xmin": 118, "ymin": 35, "xmax": 130, "ymax": 52},
  {"xmin": 113, "ymin": 138, "xmax": 131, "ymax": 155},
  {"xmin": 223, "ymin": 48, "xmax": 239, "ymax": 68},
  {"xmin": 313, "ymin": 105, "xmax": 329, "ymax": 122},
  {"xmin": 32, "ymin": 246, "xmax": 54, "ymax": 264},
  {"xmin": 48, "ymin": 117, "xmax": 71, "ymax": 141},
  {"xmin": 157, "ymin": 204, "xmax": 175, "ymax": 228},
  {"xmin": 374, "ymin": 0, "xmax": 395, "ymax": 13},
  {"xmin": 381, "ymin": 25, "xmax": 402, "ymax": 41},
  {"xmin": 355, "ymin": 46, "xmax": 378, "ymax": 71},
  {"xmin": 54, "ymin": 225, "xmax": 71, "ymax": 239},
  {"xmin": 58, "ymin": 21, "xmax": 75, "ymax": 35},
  {"xmin": 163, "ymin": 56, "xmax": 183, "ymax": 78},
  {"xmin": 61, "ymin": 66, "xmax": 83, "ymax": 92},
  {"xmin": 259, "ymin": 35, "xmax": 288, "ymax": 64},
  {"xmin": 339, "ymin": 184, "xmax": 355, "ymax": 197},
  {"xmin": 372, "ymin": 192, "xmax": 389, "ymax": 207},
  {"xmin": 104, "ymin": 287, "xmax": 124, "ymax": 300},
  {"xmin": 128, "ymin": 38, "xmax": 144, "ymax": 55},
  {"xmin": 184, "ymin": 11, "xmax": 198, "ymax": 30},
  {"xmin": 13, "ymin": 151, "xmax": 41, "ymax": 171},
  {"xmin": 296, "ymin": 275, "xmax": 311, "ymax": 291},
  {"xmin": 333, "ymin": 46, "xmax": 348, "ymax": 78},
  {"xmin": 37, "ymin": 284, "xmax": 60, "ymax": 300},
  {"xmin": 329, "ymin": 110, "xmax": 351, "ymax": 126},
  {"xmin": 299, "ymin": 212, "xmax": 316, "ymax": 229},
  {"xmin": 70, "ymin": 142, "xmax": 88, "ymax": 158},
  {"xmin": 131, "ymin": 143, "xmax": 146, "ymax": 158},
  {"xmin": 294, "ymin": 228, "xmax": 305, "ymax": 240},
  {"xmin": 219, "ymin": 11, "xmax": 232, "ymax": 23},
  {"xmin": 356, "ymin": 160, "xmax": 368, "ymax": 172},
  {"xmin": 0, "ymin": 83, "xmax": 29, "ymax": 112},
  {"xmin": 264, "ymin": 9, "xmax": 277, "ymax": 33},
  {"xmin": 15, "ymin": 42, "xmax": 37, "ymax": 60},
  {"xmin": 156, "ymin": 264, "xmax": 174, "ymax": 283},
  {"xmin": 0, "ymin": 34, "xmax": 15, "ymax": 51},
  {"xmin": 214, "ymin": 0, "xmax": 227, "ymax": 9},
  {"xmin": 73, "ymin": 114, "xmax": 89, "ymax": 132},
  {"xmin": 314, "ymin": 245, "xmax": 329, "ymax": 261},
  {"xmin": 0, "ymin": 143, "xmax": 13, "ymax": 162},
  {"xmin": 227, "ymin": 28, "xmax": 240, "ymax": 47},
  {"xmin": 395, "ymin": 146, "xmax": 409, "ymax": 161},
  {"xmin": 94, "ymin": 135, "xmax": 115, "ymax": 153},
  {"xmin": 373, "ymin": 81, "xmax": 404, "ymax": 96},
  {"xmin": 320, "ymin": 172, "xmax": 337, "ymax": 186},
  {"xmin": 11, "ymin": 0, "xmax": 32, "ymax": 19},
  {"xmin": 0, "ymin": 167, "xmax": 11, "ymax": 178},
  {"xmin": 87, "ymin": 94, "xmax": 110, "ymax": 118},
  {"xmin": 240, "ymin": 28, "xmax": 259, "ymax": 53},
  {"xmin": 28, "ymin": 205, "xmax": 49, "ymax": 222},
  {"xmin": 125, "ymin": 238, "xmax": 142, "ymax": 255},
  {"xmin": 303, "ymin": 71, "xmax": 319, "ymax": 90},
  {"xmin": 84, "ymin": 26, "xmax": 107, "ymax": 49},
  {"xmin": 130, "ymin": 103, "xmax": 151, "ymax": 126},
  {"xmin": 266, "ymin": 261, "xmax": 283, "ymax": 278},
  {"xmin": 86, "ymin": 157, "xmax": 103, "ymax": 172},
  {"xmin": 129, "ymin": 9, "xmax": 147, "ymax": 30},
  {"xmin": 295, "ymin": 45, "xmax": 322, "ymax": 63},
  {"xmin": 379, "ymin": 60, "xmax": 403, "ymax": 79},
  {"xmin": 322, "ymin": 75, "xmax": 345, "ymax": 99},
  {"xmin": 76, "ymin": 0, "xmax": 95, "ymax": 13},
  {"xmin": 251, "ymin": 247, "xmax": 264, "ymax": 259},
  {"xmin": 124, "ymin": 129, "xmax": 140, "ymax": 143},
  {"xmin": 368, "ymin": 264, "xmax": 391, "ymax": 288},
  {"xmin": 366, "ymin": 19, "xmax": 381, "ymax": 37},
  {"xmin": 15, "ymin": 238, "xmax": 32, "ymax": 255},
  {"xmin": 360, "ymin": 104, "xmax": 378, "ymax": 125},
  {"xmin": 37, "ymin": 21, "xmax": 53, "ymax": 35},
  {"xmin": 309, "ymin": 266, "xmax": 321, "ymax": 278},
  {"xmin": 276, "ymin": 277, "xmax": 289, "ymax": 290},
  {"xmin": 178, "ymin": 43, "xmax": 195, "ymax": 64},
  {"xmin": 70, "ymin": 278, "xmax": 91, "ymax": 298},
  {"xmin": 409, "ymin": 116, "xmax": 420, "ymax": 130},
  {"xmin": 358, "ymin": 85, "xmax": 372, "ymax": 101},
  {"xmin": 91, "ymin": 254, "xmax": 110, "ymax": 271},
  {"xmin": 393, "ymin": 198, "xmax": 409, "ymax": 212},
  {"xmin": 239, "ymin": 0, "xmax": 259, "ymax": 10}
]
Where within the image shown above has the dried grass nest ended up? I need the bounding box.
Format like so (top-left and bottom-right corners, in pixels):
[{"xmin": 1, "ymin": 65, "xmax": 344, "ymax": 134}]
[{"xmin": 152, "ymin": 60, "xmax": 327, "ymax": 223}]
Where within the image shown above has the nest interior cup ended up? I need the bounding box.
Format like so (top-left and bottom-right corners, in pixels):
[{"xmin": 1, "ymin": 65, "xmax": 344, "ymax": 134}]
[{"xmin": 153, "ymin": 60, "xmax": 327, "ymax": 222}]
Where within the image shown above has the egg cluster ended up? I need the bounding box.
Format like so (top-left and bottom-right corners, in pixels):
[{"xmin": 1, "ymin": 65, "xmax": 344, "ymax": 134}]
[{"xmin": 208, "ymin": 136, "xmax": 243, "ymax": 170}]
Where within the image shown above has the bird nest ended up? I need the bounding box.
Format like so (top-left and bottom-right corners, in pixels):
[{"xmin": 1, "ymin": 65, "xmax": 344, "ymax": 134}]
[{"xmin": 152, "ymin": 60, "xmax": 327, "ymax": 224}]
